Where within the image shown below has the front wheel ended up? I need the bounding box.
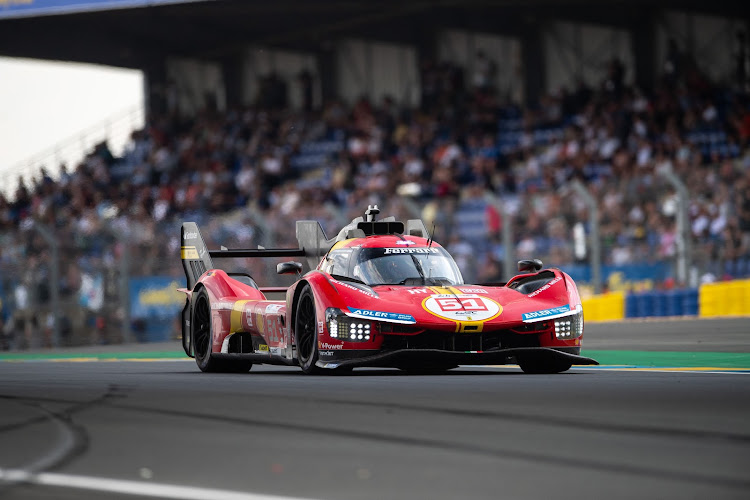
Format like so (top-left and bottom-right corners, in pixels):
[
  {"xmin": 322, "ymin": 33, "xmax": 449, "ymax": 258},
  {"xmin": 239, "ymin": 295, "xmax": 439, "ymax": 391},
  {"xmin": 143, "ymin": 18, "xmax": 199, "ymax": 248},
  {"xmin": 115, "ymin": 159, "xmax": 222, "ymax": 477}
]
[
  {"xmin": 294, "ymin": 285, "xmax": 321, "ymax": 374},
  {"xmin": 192, "ymin": 288, "xmax": 252, "ymax": 373}
]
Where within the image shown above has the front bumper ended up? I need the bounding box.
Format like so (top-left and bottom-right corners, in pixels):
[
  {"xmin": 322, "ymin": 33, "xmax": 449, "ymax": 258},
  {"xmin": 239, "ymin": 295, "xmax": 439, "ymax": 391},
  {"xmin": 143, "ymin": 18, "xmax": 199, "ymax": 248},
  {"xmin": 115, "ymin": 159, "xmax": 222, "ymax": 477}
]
[{"xmin": 315, "ymin": 347, "xmax": 598, "ymax": 369}]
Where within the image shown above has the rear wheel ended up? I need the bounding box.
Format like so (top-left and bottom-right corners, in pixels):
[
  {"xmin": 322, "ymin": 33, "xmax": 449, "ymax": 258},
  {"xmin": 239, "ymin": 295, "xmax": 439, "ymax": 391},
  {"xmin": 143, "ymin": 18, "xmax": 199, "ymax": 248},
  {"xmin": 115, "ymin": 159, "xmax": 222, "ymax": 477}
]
[
  {"xmin": 192, "ymin": 288, "xmax": 252, "ymax": 373},
  {"xmin": 294, "ymin": 286, "xmax": 321, "ymax": 374},
  {"xmin": 517, "ymin": 352, "xmax": 571, "ymax": 374}
]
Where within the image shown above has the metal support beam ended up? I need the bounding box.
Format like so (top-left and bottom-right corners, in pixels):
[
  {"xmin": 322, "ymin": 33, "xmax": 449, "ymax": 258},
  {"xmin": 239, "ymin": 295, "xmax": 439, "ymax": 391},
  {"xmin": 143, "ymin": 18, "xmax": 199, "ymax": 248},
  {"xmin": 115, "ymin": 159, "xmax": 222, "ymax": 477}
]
[
  {"xmin": 484, "ymin": 193, "xmax": 515, "ymax": 281},
  {"xmin": 33, "ymin": 223, "xmax": 60, "ymax": 347},
  {"xmin": 102, "ymin": 226, "xmax": 133, "ymax": 344},
  {"xmin": 119, "ymin": 238, "xmax": 132, "ymax": 344},
  {"xmin": 659, "ymin": 169, "xmax": 692, "ymax": 286},
  {"xmin": 571, "ymin": 180, "xmax": 602, "ymax": 294},
  {"xmin": 520, "ymin": 18, "xmax": 545, "ymax": 107}
]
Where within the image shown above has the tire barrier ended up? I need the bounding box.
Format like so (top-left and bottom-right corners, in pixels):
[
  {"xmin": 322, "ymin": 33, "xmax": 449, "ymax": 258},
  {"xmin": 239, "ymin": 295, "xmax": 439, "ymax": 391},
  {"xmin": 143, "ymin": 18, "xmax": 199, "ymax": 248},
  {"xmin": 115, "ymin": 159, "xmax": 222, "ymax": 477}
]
[
  {"xmin": 624, "ymin": 289, "xmax": 699, "ymax": 318},
  {"xmin": 583, "ymin": 280, "xmax": 750, "ymax": 321}
]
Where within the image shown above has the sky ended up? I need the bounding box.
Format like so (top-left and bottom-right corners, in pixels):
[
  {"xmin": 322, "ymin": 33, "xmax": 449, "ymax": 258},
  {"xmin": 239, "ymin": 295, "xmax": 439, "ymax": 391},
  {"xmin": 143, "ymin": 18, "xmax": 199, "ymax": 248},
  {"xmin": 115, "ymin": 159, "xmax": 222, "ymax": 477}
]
[{"xmin": 0, "ymin": 56, "xmax": 144, "ymax": 195}]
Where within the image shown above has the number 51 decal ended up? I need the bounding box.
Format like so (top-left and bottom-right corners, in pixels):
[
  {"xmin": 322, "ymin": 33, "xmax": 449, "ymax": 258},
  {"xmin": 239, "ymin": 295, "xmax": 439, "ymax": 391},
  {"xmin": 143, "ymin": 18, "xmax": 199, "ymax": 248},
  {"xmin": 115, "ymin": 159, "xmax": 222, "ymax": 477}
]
[
  {"xmin": 423, "ymin": 294, "xmax": 502, "ymax": 322},
  {"xmin": 435, "ymin": 297, "xmax": 488, "ymax": 312}
]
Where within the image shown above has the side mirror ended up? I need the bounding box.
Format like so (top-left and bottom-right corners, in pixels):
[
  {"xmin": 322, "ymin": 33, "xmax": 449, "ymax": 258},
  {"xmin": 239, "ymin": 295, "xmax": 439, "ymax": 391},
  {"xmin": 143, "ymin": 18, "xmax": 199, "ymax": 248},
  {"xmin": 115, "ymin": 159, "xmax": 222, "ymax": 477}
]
[
  {"xmin": 277, "ymin": 261, "xmax": 303, "ymax": 276},
  {"xmin": 518, "ymin": 259, "xmax": 543, "ymax": 273}
]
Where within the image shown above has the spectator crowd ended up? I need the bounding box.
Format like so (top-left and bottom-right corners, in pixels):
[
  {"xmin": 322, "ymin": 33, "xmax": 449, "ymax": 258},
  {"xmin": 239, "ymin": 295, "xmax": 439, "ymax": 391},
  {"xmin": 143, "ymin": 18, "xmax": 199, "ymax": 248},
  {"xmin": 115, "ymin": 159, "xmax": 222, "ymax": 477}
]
[{"xmin": 2, "ymin": 44, "xmax": 750, "ymax": 348}]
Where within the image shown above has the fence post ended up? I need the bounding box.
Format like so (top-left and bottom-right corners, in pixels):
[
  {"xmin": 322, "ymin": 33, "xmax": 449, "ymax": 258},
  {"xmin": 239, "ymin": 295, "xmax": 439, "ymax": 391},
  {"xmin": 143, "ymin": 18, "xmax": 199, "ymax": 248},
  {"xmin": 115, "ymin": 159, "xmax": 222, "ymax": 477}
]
[
  {"xmin": 659, "ymin": 169, "xmax": 691, "ymax": 286},
  {"xmin": 484, "ymin": 193, "xmax": 515, "ymax": 281},
  {"xmin": 102, "ymin": 226, "xmax": 133, "ymax": 343},
  {"xmin": 571, "ymin": 180, "xmax": 602, "ymax": 294},
  {"xmin": 33, "ymin": 223, "xmax": 60, "ymax": 347},
  {"xmin": 247, "ymin": 204, "xmax": 275, "ymax": 248},
  {"xmin": 399, "ymin": 196, "xmax": 423, "ymax": 220},
  {"xmin": 120, "ymin": 236, "xmax": 132, "ymax": 343},
  {"xmin": 324, "ymin": 202, "xmax": 349, "ymax": 229}
]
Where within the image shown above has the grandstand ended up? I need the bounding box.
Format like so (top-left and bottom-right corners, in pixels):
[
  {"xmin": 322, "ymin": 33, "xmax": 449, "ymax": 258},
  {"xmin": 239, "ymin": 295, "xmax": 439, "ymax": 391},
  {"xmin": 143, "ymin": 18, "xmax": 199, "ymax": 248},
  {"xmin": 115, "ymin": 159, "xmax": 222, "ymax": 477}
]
[{"xmin": 1, "ymin": 0, "xmax": 749, "ymax": 348}]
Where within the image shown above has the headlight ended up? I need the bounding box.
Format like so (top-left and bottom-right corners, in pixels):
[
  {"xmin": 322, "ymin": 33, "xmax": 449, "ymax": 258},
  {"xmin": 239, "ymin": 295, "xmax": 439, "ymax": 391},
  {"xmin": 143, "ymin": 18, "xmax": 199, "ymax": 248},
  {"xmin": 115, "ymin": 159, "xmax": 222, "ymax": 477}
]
[
  {"xmin": 326, "ymin": 308, "xmax": 375, "ymax": 342},
  {"xmin": 554, "ymin": 308, "xmax": 583, "ymax": 339}
]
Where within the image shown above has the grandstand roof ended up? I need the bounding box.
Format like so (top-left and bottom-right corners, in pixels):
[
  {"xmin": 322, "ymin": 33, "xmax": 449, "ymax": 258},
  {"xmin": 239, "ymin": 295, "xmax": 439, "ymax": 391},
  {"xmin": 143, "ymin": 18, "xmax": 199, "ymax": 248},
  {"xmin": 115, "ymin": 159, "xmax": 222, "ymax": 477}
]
[{"xmin": 1, "ymin": 0, "xmax": 747, "ymax": 69}]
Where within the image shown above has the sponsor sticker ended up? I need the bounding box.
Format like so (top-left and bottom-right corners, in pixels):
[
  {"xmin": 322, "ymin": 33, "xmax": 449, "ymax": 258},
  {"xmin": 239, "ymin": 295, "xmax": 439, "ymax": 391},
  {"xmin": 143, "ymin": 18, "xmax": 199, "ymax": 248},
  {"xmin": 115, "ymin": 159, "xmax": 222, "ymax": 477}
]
[
  {"xmin": 270, "ymin": 346, "xmax": 283, "ymax": 356},
  {"xmin": 183, "ymin": 232, "xmax": 198, "ymax": 240},
  {"xmin": 318, "ymin": 341, "xmax": 344, "ymax": 350},
  {"xmin": 181, "ymin": 246, "xmax": 199, "ymax": 259},
  {"xmin": 318, "ymin": 321, "xmax": 324, "ymax": 334},
  {"xmin": 396, "ymin": 240, "xmax": 416, "ymax": 245},
  {"xmin": 456, "ymin": 287, "xmax": 488, "ymax": 294},
  {"xmin": 211, "ymin": 301, "xmax": 235, "ymax": 310},
  {"xmin": 522, "ymin": 304, "xmax": 571, "ymax": 322},
  {"xmin": 527, "ymin": 276, "xmax": 562, "ymax": 297},
  {"xmin": 265, "ymin": 303, "xmax": 284, "ymax": 314},
  {"xmin": 319, "ymin": 350, "xmax": 336, "ymax": 357},
  {"xmin": 422, "ymin": 294, "xmax": 502, "ymax": 322},
  {"xmin": 383, "ymin": 247, "xmax": 440, "ymax": 255},
  {"xmin": 331, "ymin": 279, "xmax": 378, "ymax": 298},
  {"xmin": 406, "ymin": 288, "xmax": 431, "ymax": 295},
  {"xmin": 347, "ymin": 308, "xmax": 416, "ymax": 324}
]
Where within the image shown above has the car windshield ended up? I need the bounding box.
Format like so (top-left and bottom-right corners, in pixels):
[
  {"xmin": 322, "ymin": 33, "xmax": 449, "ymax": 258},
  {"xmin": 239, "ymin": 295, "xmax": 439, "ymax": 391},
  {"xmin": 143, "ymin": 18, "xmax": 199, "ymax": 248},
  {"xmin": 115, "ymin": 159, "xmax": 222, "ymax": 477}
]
[{"xmin": 352, "ymin": 247, "xmax": 464, "ymax": 286}]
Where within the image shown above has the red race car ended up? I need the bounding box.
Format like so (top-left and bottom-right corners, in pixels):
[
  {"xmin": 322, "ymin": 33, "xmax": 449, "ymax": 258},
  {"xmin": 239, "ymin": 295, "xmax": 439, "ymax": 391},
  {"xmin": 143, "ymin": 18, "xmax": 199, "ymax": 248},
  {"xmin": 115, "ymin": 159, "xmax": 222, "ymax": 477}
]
[{"xmin": 179, "ymin": 206, "xmax": 597, "ymax": 374}]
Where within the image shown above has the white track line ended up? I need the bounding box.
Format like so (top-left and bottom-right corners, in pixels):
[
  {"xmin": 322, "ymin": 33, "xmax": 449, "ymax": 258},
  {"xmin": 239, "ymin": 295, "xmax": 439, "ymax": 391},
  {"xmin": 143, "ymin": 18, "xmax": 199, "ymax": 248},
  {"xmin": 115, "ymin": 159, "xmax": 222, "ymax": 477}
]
[{"xmin": 0, "ymin": 468, "xmax": 319, "ymax": 500}]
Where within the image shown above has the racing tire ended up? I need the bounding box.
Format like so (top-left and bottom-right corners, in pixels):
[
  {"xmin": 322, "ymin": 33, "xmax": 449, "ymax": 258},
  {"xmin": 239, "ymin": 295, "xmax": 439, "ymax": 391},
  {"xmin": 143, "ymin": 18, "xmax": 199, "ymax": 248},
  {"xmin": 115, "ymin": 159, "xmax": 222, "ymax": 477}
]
[
  {"xmin": 294, "ymin": 285, "xmax": 321, "ymax": 375},
  {"xmin": 517, "ymin": 353, "xmax": 571, "ymax": 374},
  {"xmin": 192, "ymin": 288, "xmax": 252, "ymax": 373}
]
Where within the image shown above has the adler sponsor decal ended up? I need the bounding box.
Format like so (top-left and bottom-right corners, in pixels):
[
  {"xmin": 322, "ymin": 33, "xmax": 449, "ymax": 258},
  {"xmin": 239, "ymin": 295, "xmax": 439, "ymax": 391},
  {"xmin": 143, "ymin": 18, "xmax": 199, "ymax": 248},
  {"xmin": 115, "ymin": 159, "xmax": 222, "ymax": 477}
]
[
  {"xmin": 383, "ymin": 247, "xmax": 440, "ymax": 255},
  {"xmin": 347, "ymin": 308, "xmax": 416, "ymax": 323},
  {"xmin": 522, "ymin": 304, "xmax": 571, "ymax": 322},
  {"xmin": 527, "ymin": 277, "xmax": 562, "ymax": 297}
]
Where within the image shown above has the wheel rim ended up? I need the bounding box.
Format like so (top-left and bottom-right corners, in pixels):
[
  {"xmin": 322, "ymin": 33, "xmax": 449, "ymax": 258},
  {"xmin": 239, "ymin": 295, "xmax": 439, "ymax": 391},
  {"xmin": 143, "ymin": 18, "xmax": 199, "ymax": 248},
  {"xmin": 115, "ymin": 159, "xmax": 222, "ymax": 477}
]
[
  {"xmin": 297, "ymin": 293, "xmax": 316, "ymax": 362},
  {"xmin": 194, "ymin": 295, "xmax": 211, "ymax": 361}
]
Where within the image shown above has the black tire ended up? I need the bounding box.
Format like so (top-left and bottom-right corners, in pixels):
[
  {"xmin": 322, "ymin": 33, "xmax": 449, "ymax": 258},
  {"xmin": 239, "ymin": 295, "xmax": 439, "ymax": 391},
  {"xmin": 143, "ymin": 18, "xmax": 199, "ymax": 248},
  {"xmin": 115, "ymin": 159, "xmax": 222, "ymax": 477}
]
[
  {"xmin": 192, "ymin": 288, "xmax": 252, "ymax": 373},
  {"xmin": 294, "ymin": 285, "xmax": 321, "ymax": 374},
  {"xmin": 517, "ymin": 353, "xmax": 571, "ymax": 374}
]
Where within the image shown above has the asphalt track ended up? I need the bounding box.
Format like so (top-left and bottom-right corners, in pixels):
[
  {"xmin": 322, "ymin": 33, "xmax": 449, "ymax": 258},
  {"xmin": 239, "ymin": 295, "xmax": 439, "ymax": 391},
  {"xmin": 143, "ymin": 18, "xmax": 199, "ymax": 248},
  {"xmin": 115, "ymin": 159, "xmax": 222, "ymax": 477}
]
[{"xmin": 0, "ymin": 318, "xmax": 749, "ymax": 500}]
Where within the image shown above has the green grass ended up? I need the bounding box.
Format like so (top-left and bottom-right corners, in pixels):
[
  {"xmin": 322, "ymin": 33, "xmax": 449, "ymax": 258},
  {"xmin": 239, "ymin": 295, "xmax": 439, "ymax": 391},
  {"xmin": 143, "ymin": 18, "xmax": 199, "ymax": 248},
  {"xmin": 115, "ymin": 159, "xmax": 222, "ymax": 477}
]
[
  {"xmin": 2, "ymin": 349, "xmax": 749, "ymax": 369},
  {"xmin": 582, "ymin": 350, "xmax": 750, "ymax": 368}
]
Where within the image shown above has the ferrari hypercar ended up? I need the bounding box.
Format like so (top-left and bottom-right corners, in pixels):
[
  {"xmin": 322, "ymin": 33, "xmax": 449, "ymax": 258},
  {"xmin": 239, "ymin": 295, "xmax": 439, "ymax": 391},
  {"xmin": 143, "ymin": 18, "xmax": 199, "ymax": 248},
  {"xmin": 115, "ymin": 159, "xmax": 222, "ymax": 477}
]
[{"xmin": 179, "ymin": 206, "xmax": 597, "ymax": 374}]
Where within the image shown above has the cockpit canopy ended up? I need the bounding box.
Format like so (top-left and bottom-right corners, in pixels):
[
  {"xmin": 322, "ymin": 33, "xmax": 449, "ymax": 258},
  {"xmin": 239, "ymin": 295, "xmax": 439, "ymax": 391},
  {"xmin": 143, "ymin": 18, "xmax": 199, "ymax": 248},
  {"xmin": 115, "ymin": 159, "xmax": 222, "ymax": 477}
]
[{"xmin": 321, "ymin": 245, "xmax": 464, "ymax": 287}]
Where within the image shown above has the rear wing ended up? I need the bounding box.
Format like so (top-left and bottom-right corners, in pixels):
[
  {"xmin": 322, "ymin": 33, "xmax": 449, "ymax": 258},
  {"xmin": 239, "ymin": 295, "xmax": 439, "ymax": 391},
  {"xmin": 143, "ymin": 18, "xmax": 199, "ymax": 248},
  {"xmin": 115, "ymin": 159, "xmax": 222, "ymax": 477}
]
[
  {"xmin": 182, "ymin": 210, "xmax": 432, "ymax": 287},
  {"xmin": 180, "ymin": 222, "xmax": 305, "ymax": 289}
]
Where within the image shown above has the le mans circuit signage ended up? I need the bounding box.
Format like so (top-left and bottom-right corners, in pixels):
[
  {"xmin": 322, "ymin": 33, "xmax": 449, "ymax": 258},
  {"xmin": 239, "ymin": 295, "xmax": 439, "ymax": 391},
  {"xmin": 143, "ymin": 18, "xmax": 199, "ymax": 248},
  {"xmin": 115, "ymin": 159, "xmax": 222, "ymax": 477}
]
[{"xmin": 0, "ymin": 0, "xmax": 208, "ymax": 19}]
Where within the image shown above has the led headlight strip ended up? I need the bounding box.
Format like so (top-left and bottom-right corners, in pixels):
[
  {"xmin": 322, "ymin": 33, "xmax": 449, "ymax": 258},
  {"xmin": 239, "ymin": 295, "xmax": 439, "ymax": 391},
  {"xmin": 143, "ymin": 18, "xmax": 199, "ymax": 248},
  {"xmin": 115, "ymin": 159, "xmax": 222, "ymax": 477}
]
[
  {"xmin": 325, "ymin": 308, "xmax": 373, "ymax": 342},
  {"xmin": 553, "ymin": 305, "xmax": 583, "ymax": 340}
]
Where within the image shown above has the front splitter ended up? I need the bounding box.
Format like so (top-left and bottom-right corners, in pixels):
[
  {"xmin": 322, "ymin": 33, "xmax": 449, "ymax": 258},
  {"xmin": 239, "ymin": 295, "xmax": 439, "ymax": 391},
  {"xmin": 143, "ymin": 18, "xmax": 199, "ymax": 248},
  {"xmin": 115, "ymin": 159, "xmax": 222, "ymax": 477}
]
[{"xmin": 315, "ymin": 347, "xmax": 598, "ymax": 369}]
